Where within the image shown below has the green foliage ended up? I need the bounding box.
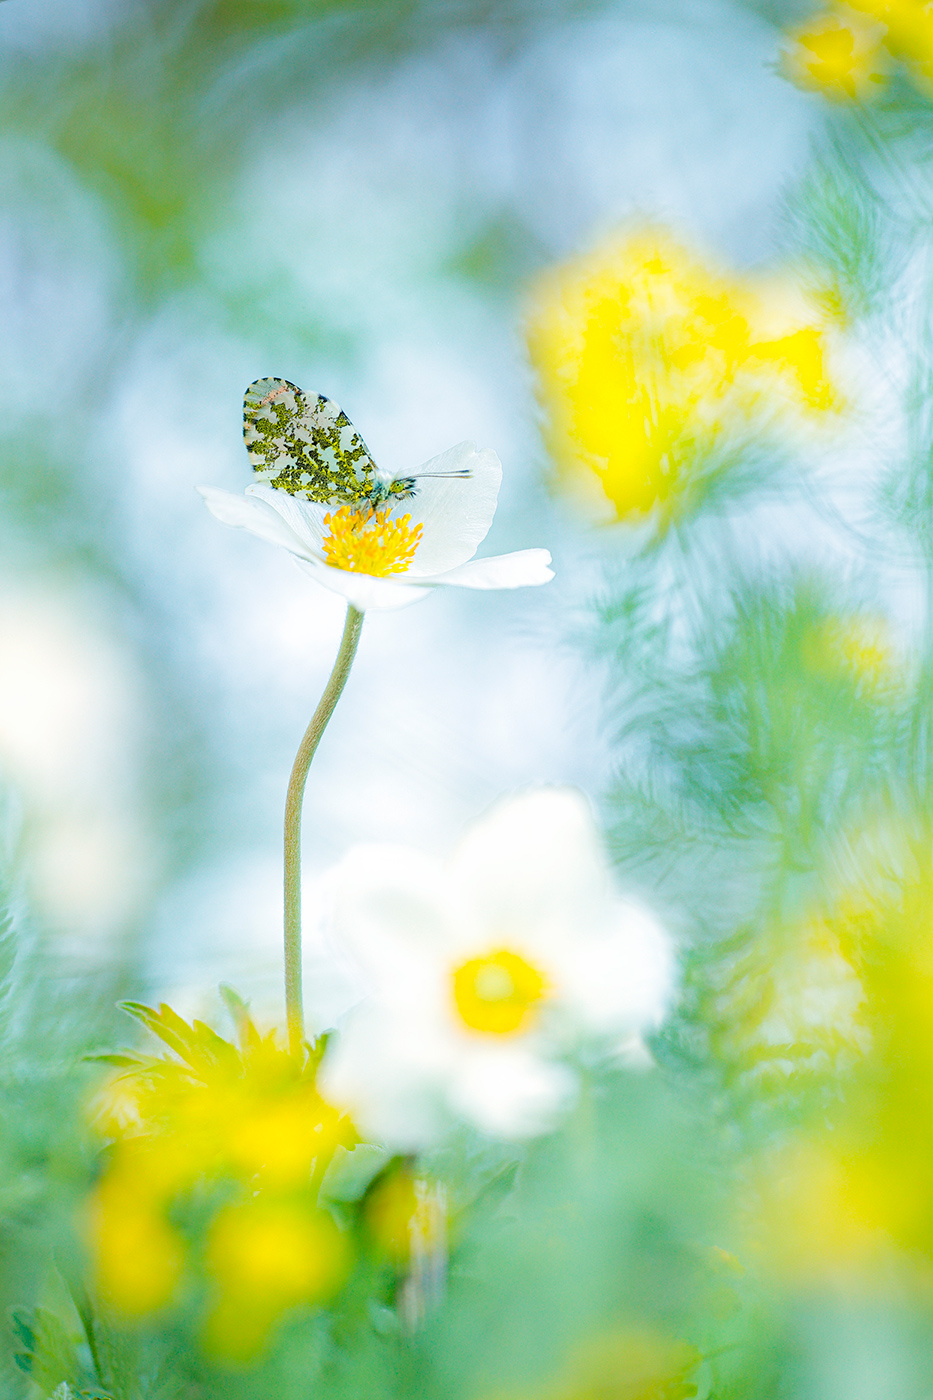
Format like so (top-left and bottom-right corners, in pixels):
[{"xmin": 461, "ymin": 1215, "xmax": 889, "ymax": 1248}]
[
  {"xmin": 118, "ymin": 999, "xmax": 244, "ymax": 1070},
  {"xmin": 784, "ymin": 145, "xmax": 897, "ymax": 326},
  {"xmin": 0, "ymin": 0, "xmax": 610, "ymax": 308}
]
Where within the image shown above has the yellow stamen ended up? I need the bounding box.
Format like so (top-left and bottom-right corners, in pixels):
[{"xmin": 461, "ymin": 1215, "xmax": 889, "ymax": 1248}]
[
  {"xmin": 321, "ymin": 504, "xmax": 422, "ymax": 577},
  {"xmin": 452, "ymin": 948, "xmax": 549, "ymax": 1035}
]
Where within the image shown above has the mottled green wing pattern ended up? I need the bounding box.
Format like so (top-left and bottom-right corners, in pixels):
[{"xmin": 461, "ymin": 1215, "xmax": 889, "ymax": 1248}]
[{"xmin": 243, "ymin": 378, "xmax": 379, "ymax": 507}]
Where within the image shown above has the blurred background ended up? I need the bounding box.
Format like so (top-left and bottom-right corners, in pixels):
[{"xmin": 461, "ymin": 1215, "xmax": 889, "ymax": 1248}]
[
  {"xmin": 0, "ymin": 0, "xmax": 816, "ymax": 1018},
  {"xmin": 13, "ymin": 4, "xmax": 933, "ymax": 1400}
]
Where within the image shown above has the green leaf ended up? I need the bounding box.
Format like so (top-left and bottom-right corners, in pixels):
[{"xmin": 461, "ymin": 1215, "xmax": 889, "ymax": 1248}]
[
  {"xmin": 191, "ymin": 1018, "xmax": 241, "ymax": 1069},
  {"xmin": 9, "ymin": 1308, "xmax": 36, "ymax": 1352},
  {"xmin": 82, "ymin": 1052, "xmax": 145, "ymax": 1067},
  {"xmin": 219, "ymin": 983, "xmax": 253, "ymax": 1050},
  {"xmin": 7, "ymin": 1307, "xmax": 85, "ymax": 1398},
  {"xmin": 117, "ymin": 1001, "xmax": 193, "ymax": 1061}
]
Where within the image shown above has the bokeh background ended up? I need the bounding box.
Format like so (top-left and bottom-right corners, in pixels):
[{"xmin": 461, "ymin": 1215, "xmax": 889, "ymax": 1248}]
[
  {"xmin": 0, "ymin": 0, "xmax": 816, "ymax": 1020},
  {"xmin": 13, "ymin": 5, "xmax": 933, "ymax": 1400}
]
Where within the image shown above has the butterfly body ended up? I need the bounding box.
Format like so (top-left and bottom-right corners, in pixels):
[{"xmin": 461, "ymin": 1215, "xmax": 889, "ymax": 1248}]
[{"xmin": 243, "ymin": 378, "xmax": 461, "ymax": 516}]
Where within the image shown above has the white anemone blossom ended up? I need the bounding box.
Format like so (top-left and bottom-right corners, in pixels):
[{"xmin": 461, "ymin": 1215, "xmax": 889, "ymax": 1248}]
[
  {"xmin": 317, "ymin": 788, "xmax": 676, "ymax": 1147},
  {"xmin": 198, "ymin": 441, "xmax": 553, "ymax": 611}
]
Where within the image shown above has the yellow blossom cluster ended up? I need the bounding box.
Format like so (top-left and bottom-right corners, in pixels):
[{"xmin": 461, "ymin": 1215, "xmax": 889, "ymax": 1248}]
[
  {"xmin": 783, "ymin": 1, "xmax": 933, "ymax": 101},
  {"xmin": 87, "ymin": 1000, "xmax": 356, "ymax": 1360},
  {"xmin": 746, "ymin": 835, "xmax": 933, "ymax": 1283},
  {"xmin": 527, "ymin": 231, "xmax": 837, "ymax": 522}
]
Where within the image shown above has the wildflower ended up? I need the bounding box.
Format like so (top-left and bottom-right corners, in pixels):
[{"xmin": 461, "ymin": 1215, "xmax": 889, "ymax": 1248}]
[
  {"xmin": 199, "ymin": 439, "xmax": 553, "ymax": 611},
  {"xmin": 781, "ymin": 10, "xmax": 888, "ymax": 100},
  {"xmin": 785, "ymin": 1, "xmax": 933, "ymax": 94},
  {"xmin": 203, "ymin": 1198, "xmax": 349, "ymax": 1359},
  {"xmin": 527, "ymin": 230, "xmax": 838, "ymax": 522},
  {"xmin": 318, "ymin": 788, "xmax": 675, "ymax": 1147},
  {"xmin": 739, "ymin": 830, "xmax": 933, "ymax": 1281},
  {"xmin": 848, "ymin": 0, "xmax": 933, "ymax": 82},
  {"xmin": 89, "ymin": 1159, "xmax": 185, "ymax": 1316},
  {"xmin": 87, "ymin": 1002, "xmax": 356, "ymax": 1356}
]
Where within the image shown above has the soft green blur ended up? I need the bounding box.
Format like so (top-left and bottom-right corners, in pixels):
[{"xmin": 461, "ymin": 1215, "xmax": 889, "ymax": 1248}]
[{"xmin": 5, "ymin": 2, "xmax": 933, "ymax": 1400}]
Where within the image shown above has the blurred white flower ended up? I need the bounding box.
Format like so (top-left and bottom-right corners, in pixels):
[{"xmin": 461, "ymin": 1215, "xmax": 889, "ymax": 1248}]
[
  {"xmin": 198, "ymin": 441, "xmax": 553, "ymax": 611},
  {"xmin": 317, "ymin": 788, "xmax": 676, "ymax": 1147}
]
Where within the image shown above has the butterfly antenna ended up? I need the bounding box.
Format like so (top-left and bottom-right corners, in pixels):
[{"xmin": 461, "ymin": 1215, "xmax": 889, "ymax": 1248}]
[{"xmin": 414, "ymin": 470, "xmax": 473, "ymax": 479}]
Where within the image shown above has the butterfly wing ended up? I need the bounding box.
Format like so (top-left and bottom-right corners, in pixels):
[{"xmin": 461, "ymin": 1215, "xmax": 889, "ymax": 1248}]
[{"xmin": 243, "ymin": 378, "xmax": 379, "ymax": 507}]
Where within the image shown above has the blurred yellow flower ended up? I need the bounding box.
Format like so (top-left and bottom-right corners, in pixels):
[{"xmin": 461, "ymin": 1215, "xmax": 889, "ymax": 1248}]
[
  {"xmin": 87, "ymin": 1002, "xmax": 356, "ymax": 1356},
  {"xmin": 750, "ymin": 1138, "xmax": 893, "ymax": 1282},
  {"xmin": 365, "ymin": 1165, "xmax": 422, "ymax": 1262},
  {"xmin": 364, "ymin": 1163, "xmax": 447, "ymax": 1273},
  {"xmin": 782, "ymin": 11, "xmax": 888, "ymax": 100},
  {"xmin": 89, "ymin": 1165, "xmax": 185, "ymax": 1316},
  {"xmin": 203, "ymin": 1198, "xmax": 349, "ymax": 1359},
  {"xmin": 848, "ymin": 0, "xmax": 933, "ymax": 76},
  {"xmin": 888, "ymin": 0, "xmax": 933, "ymax": 75},
  {"xmin": 746, "ymin": 843, "xmax": 933, "ymax": 1282},
  {"xmin": 527, "ymin": 231, "xmax": 837, "ymax": 522},
  {"xmin": 788, "ymin": 1, "xmax": 933, "ymax": 94},
  {"xmin": 803, "ymin": 613, "xmax": 899, "ymax": 694}
]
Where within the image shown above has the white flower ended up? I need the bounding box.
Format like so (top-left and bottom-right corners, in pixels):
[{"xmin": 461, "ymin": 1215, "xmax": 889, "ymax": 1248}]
[
  {"xmin": 198, "ymin": 441, "xmax": 553, "ymax": 611},
  {"xmin": 317, "ymin": 788, "xmax": 676, "ymax": 1148}
]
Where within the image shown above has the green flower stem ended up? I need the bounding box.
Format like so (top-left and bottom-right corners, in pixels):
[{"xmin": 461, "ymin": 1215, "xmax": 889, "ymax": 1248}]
[{"xmin": 284, "ymin": 603, "xmax": 364, "ymax": 1054}]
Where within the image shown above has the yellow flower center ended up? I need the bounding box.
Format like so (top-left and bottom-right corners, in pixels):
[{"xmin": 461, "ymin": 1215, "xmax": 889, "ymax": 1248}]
[
  {"xmin": 321, "ymin": 504, "xmax": 422, "ymax": 577},
  {"xmin": 452, "ymin": 948, "xmax": 549, "ymax": 1035}
]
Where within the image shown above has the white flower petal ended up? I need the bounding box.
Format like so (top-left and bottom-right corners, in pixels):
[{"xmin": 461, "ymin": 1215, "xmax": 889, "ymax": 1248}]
[
  {"xmin": 245, "ymin": 482, "xmax": 330, "ymax": 554},
  {"xmin": 327, "ymin": 844, "xmax": 460, "ymax": 983},
  {"xmin": 197, "ymin": 485, "xmax": 318, "ymax": 560},
  {"xmin": 561, "ymin": 899, "xmax": 677, "ymax": 1034},
  {"xmin": 293, "ymin": 555, "xmax": 432, "ymax": 610},
  {"xmin": 452, "ymin": 788, "xmax": 611, "ymax": 950},
  {"xmin": 428, "ymin": 549, "xmax": 555, "ymax": 590},
  {"xmin": 320, "ymin": 1005, "xmax": 453, "ymax": 1150},
  {"xmin": 402, "ymin": 443, "xmax": 502, "ymax": 576},
  {"xmin": 449, "ymin": 1045, "xmax": 577, "ymax": 1139},
  {"xmin": 452, "ymin": 792, "xmax": 677, "ymax": 1035}
]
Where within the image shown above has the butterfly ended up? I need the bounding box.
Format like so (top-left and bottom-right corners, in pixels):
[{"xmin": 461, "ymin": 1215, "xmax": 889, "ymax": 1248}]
[{"xmin": 243, "ymin": 378, "xmax": 470, "ymax": 515}]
